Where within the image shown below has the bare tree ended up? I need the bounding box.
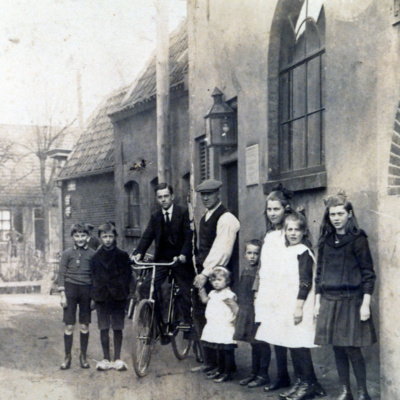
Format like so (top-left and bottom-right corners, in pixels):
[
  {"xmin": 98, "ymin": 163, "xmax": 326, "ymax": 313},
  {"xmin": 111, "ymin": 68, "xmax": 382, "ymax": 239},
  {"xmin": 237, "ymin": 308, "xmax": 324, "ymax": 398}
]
[
  {"xmin": 0, "ymin": 139, "xmax": 36, "ymax": 192},
  {"xmin": 14, "ymin": 118, "xmax": 77, "ymax": 261},
  {"xmin": 31, "ymin": 122, "xmax": 75, "ymax": 260}
]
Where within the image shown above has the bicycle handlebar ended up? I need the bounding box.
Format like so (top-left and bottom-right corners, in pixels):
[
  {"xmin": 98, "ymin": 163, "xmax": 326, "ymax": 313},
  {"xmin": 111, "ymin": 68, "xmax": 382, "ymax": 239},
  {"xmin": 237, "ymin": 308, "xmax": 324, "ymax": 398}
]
[{"xmin": 130, "ymin": 258, "xmax": 176, "ymax": 267}]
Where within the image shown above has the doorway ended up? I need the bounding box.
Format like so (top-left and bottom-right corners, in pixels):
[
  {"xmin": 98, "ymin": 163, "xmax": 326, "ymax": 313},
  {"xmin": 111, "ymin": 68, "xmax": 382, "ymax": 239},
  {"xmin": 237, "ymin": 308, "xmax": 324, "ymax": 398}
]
[{"xmin": 221, "ymin": 161, "xmax": 239, "ymax": 288}]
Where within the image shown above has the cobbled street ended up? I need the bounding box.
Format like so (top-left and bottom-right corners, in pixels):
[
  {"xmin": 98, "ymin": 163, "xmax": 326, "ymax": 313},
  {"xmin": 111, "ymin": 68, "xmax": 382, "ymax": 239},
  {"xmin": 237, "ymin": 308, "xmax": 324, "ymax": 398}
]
[{"xmin": 0, "ymin": 294, "xmax": 380, "ymax": 400}]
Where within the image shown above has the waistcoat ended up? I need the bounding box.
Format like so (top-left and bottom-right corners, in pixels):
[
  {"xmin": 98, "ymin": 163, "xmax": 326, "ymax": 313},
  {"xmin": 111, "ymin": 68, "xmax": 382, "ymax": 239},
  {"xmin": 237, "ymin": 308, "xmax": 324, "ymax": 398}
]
[{"xmin": 197, "ymin": 204, "xmax": 227, "ymax": 266}]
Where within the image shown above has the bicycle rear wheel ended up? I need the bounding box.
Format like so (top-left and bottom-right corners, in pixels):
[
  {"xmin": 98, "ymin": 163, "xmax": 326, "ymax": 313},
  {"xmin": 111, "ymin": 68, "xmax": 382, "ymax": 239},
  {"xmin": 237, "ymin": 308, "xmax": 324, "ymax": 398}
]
[
  {"xmin": 170, "ymin": 294, "xmax": 192, "ymax": 360},
  {"xmin": 132, "ymin": 300, "xmax": 154, "ymax": 377},
  {"xmin": 171, "ymin": 329, "xmax": 192, "ymax": 360}
]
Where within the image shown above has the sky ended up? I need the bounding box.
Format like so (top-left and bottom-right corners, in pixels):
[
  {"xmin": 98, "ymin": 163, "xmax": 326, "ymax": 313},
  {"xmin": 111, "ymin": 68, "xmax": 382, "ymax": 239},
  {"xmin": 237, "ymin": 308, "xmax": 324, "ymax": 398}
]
[{"xmin": 0, "ymin": 0, "xmax": 187, "ymax": 127}]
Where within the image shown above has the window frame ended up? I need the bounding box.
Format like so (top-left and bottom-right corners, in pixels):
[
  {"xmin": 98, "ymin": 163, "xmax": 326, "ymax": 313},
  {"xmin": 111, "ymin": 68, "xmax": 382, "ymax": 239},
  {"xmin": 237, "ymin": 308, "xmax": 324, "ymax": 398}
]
[
  {"xmin": 0, "ymin": 209, "xmax": 11, "ymax": 242},
  {"xmin": 124, "ymin": 181, "xmax": 141, "ymax": 235},
  {"xmin": 197, "ymin": 135, "xmax": 210, "ymax": 183},
  {"xmin": 265, "ymin": 0, "xmax": 327, "ymax": 193}
]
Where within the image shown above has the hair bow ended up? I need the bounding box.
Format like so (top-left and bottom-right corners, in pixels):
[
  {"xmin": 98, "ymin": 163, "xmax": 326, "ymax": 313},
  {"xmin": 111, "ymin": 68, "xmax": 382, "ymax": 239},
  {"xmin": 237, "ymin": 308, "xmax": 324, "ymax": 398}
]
[
  {"xmin": 272, "ymin": 182, "xmax": 294, "ymax": 199},
  {"xmin": 323, "ymin": 189, "xmax": 347, "ymax": 206},
  {"xmin": 296, "ymin": 205, "xmax": 306, "ymax": 217}
]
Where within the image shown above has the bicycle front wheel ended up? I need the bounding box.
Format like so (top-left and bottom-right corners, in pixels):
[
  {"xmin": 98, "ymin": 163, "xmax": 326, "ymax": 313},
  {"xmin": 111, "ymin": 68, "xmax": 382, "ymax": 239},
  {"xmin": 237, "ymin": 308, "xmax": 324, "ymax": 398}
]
[{"xmin": 132, "ymin": 300, "xmax": 154, "ymax": 377}]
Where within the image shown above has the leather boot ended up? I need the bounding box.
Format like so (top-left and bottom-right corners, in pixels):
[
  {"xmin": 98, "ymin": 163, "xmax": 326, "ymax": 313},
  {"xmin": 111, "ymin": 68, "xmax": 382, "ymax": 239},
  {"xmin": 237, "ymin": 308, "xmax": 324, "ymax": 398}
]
[
  {"xmin": 287, "ymin": 381, "xmax": 315, "ymax": 400},
  {"xmin": 79, "ymin": 353, "xmax": 90, "ymax": 369},
  {"xmin": 279, "ymin": 378, "xmax": 301, "ymax": 398},
  {"xmin": 60, "ymin": 354, "xmax": 72, "ymax": 370},
  {"xmin": 356, "ymin": 388, "xmax": 371, "ymax": 400},
  {"xmin": 264, "ymin": 376, "xmax": 291, "ymax": 392},
  {"xmin": 336, "ymin": 385, "xmax": 354, "ymax": 400}
]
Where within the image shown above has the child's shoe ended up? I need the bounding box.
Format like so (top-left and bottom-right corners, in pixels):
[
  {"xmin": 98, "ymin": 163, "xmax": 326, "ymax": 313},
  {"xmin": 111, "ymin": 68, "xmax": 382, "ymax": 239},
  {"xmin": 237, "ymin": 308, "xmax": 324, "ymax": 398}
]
[
  {"xmin": 239, "ymin": 374, "xmax": 256, "ymax": 386},
  {"xmin": 337, "ymin": 385, "xmax": 354, "ymax": 400},
  {"xmin": 96, "ymin": 359, "xmax": 113, "ymax": 371},
  {"xmin": 214, "ymin": 373, "xmax": 233, "ymax": 383},
  {"xmin": 356, "ymin": 388, "xmax": 371, "ymax": 400},
  {"xmin": 206, "ymin": 369, "xmax": 221, "ymax": 379},
  {"xmin": 314, "ymin": 381, "xmax": 327, "ymax": 397},
  {"xmin": 248, "ymin": 375, "xmax": 269, "ymax": 388},
  {"xmin": 114, "ymin": 359, "xmax": 128, "ymax": 371}
]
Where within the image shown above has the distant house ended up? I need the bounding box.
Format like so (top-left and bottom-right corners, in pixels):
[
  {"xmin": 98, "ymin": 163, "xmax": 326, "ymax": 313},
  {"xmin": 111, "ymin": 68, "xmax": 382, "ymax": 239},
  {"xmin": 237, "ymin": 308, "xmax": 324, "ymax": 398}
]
[
  {"xmin": 0, "ymin": 124, "xmax": 77, "ymax": 280},
  {"xmin": 109, "ymin": 21, "xmax": 189, "ymax": 252},
  {"xmin": 57, "ymin": 87, "xmax": 128, "ymax": 250}
]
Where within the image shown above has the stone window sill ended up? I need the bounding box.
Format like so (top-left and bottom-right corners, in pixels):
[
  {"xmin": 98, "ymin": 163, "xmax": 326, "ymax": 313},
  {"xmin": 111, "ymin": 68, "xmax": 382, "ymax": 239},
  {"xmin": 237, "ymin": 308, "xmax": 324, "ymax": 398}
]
[{"xmin": 263, "ymin": 170, "xmax": 327, "ymax": 194}]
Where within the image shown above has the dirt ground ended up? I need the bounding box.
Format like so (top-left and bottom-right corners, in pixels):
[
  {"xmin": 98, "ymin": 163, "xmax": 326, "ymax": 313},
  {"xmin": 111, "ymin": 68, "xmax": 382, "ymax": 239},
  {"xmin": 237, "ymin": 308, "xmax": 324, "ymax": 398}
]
[{"xmin": 0, "ymin": 294, "xmax": 380, "ymax": 400}]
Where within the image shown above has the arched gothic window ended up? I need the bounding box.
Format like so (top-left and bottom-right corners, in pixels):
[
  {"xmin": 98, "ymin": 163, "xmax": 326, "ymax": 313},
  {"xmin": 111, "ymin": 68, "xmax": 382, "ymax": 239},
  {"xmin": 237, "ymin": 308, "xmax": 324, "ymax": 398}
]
[{"xmin": 279, "ymin": 0, "xmax": 325, "ymax": 174}]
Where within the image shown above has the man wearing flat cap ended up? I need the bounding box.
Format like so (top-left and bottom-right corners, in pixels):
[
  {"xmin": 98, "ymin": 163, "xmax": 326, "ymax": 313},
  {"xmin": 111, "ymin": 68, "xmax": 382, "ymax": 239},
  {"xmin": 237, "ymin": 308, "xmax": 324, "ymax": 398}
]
[{"xmin": 191, "ymin": 178, "xmax": 240, "ymax": 373}]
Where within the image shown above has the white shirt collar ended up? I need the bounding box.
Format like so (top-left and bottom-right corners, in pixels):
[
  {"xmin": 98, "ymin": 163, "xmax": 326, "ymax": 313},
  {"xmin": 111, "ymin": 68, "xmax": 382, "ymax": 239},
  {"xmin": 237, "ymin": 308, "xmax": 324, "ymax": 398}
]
[
  {"xmin": 162, "ymin": 204, "xmax": 174, "ymax": 216},
  {"xmin": 205, "ymin": 202, "xmax": 221, "ymax": 220}
]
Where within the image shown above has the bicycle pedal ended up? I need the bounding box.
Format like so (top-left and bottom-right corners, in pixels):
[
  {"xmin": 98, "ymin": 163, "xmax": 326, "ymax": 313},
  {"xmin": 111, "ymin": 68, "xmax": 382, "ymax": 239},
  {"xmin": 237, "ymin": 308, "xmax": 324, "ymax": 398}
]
[{"xmin": 177, "ymin": 323, "xmax": 192, "ymax": 331}]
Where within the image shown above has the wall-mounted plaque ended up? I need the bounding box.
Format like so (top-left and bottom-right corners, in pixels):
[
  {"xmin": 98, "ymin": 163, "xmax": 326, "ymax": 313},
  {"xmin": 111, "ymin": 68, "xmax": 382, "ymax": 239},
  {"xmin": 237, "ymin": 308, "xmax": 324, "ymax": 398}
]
[{"xmin": 246, "ymin": 144, "xmax": 259, "ymax": 186}]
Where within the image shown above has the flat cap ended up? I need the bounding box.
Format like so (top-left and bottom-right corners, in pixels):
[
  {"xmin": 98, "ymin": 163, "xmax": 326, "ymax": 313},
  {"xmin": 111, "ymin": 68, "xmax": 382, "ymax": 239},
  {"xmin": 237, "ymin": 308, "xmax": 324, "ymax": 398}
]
[{"xmin": 195, "ymin": 179, "xmax": 223, "ymax": 192}]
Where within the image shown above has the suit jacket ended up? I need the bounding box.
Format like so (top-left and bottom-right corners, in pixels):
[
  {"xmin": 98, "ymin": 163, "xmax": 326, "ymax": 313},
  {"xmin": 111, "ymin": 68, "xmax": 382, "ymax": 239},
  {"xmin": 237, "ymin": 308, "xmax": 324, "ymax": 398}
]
[
  {"xmin": 135, "ymin": 204, "xmax": 193, "ymax": 262},
  {"xmin": 91, "ymin": 246, "xmax": 132, "ymax": 302}
]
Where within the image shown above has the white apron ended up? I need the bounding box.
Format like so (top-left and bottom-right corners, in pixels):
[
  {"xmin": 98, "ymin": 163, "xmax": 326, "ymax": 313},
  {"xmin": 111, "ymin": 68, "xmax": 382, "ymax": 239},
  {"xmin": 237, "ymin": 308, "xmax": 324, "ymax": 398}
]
[{"xmin": 254, "ymin": 231, "xmax": 317, "ymax": 348}]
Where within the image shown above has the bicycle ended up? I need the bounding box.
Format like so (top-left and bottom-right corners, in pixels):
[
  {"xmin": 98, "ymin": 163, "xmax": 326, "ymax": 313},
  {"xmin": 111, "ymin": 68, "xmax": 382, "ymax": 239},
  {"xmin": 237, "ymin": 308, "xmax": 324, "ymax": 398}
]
[{"xmin": 130, "ymin": 258, "xmax": 192, "ymax": 377}]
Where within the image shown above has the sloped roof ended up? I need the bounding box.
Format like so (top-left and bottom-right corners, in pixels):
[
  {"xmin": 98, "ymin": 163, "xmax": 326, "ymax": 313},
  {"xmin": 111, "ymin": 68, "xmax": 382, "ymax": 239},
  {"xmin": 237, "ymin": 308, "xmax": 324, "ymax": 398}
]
[
  {"xmin": 0, "ymin": 124, "xmax": 79, "ymax": 205},
  {"xmin": 111, "ymin": 21, "xmax": 188, "ymax": 115},
  {"xmin": 59, "ymin": 21, "xmax": 188, "ymax": 180},
  {"xmin": 58, "ymin": 86, "xmax": 128, "ymax": 179}
]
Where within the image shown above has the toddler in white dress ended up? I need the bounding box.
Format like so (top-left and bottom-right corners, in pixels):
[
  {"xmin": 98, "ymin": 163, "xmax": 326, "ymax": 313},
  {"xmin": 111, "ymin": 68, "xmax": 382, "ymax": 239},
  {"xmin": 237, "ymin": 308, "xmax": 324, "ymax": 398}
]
[{"xmin": 199, "ymin": 267, "xmax": 238, "ymax": 383}]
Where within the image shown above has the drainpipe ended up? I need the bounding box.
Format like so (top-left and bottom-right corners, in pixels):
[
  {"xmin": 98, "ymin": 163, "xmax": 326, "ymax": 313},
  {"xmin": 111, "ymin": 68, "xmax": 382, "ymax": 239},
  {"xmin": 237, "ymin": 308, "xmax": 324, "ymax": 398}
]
[{"xmin": 156, "ymin": 0, "xmax": 170, "ymax": 183}]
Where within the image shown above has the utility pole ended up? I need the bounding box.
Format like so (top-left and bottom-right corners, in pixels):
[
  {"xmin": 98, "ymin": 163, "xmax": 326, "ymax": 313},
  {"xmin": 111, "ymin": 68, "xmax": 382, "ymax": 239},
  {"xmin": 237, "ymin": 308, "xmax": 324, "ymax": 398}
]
[
  {"xmin": 156, "ymin": 0, "xmax": 170, "ymax": 183},
  {"xmin": 76, "ymin": 71, "xmax": 84, "ymax": 129}
]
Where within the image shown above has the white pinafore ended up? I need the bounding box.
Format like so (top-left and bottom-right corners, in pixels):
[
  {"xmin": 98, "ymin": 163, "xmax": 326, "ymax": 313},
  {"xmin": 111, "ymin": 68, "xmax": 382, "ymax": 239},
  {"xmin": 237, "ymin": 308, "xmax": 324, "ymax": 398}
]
[{"xmin": 254, "ymin": 230, "xmax": 317, "ymax": 348}]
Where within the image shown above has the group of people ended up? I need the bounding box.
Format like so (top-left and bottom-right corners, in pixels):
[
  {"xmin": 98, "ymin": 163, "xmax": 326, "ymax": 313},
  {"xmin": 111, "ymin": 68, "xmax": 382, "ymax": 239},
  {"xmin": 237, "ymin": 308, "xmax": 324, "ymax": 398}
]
[
  {"xmin": 189, "ymin": 182, "xmax": 376, "ymax": 400},
  {"xmin": 57, "ymin": 179, "xmax": 376, "ymax": 400},
  {"xmin": 58, "ymin": 222, "xmax": 132, "ymax": 371}
]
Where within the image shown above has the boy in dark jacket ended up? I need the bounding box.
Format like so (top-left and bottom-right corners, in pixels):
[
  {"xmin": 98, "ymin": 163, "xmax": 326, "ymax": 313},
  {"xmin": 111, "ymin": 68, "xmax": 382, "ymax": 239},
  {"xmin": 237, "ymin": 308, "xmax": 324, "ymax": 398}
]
[{"xmin": 91, "ymin": 223, "xmax": 132, "ymax": 371}]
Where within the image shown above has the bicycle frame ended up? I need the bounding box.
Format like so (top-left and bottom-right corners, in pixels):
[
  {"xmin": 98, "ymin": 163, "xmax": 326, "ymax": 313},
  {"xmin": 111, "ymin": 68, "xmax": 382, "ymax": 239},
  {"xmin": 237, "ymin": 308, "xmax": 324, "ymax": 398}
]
[
  {"xmin": 131, "ymin": 258, "xmax": 188, "ymax": 335},
  {"xmin": 130, "ymin": 258, "xmax": 192, "ymax": 377},
  {"xmin": 131, "ymin": 259, "xmax": 175, "ymax": 305}
]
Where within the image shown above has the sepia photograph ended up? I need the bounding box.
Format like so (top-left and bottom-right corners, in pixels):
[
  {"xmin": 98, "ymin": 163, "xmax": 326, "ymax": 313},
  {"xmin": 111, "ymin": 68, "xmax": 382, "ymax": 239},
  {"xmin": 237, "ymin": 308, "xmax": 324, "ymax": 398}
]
[{"xmin": 0, "ymin": 0, "xmax": 396, "ymax": 399}]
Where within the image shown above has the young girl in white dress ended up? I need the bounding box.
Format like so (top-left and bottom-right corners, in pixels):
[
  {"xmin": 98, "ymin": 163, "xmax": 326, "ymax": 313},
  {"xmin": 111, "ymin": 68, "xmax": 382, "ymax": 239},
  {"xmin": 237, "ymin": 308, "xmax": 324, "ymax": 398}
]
[
  {"xmin": 254, "ymin": 184, "xmax": 293, "ymax": 392},
  {"xmin": 275, "ymin": 209, "xmax": 326, "ymax": 400},
  {"xmin": 254, "ymin": 186, "xmax": 326, "ymax": 398},
  {"xmin": 199, "ymin": 267, "xmax": 238, "ymax": 383}
]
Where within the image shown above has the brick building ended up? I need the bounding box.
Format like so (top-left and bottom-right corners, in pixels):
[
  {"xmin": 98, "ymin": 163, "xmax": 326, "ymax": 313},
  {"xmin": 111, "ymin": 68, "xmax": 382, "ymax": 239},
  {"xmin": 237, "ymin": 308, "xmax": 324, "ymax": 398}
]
[
  {"xmin": 57, "ymin": 87, "xmax": 127, "ymax": 249},
  {"xmin": 109, "ymin": 22, "xmax": 190, "ymax": 253}
]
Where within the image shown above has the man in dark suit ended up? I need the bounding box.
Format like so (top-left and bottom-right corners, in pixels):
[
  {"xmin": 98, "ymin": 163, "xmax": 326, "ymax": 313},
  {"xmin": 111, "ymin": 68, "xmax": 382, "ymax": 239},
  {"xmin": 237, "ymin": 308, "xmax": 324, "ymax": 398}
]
[{"xmin": 133, "ymin": 183, "xmax": 194, "ymax": 330}]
